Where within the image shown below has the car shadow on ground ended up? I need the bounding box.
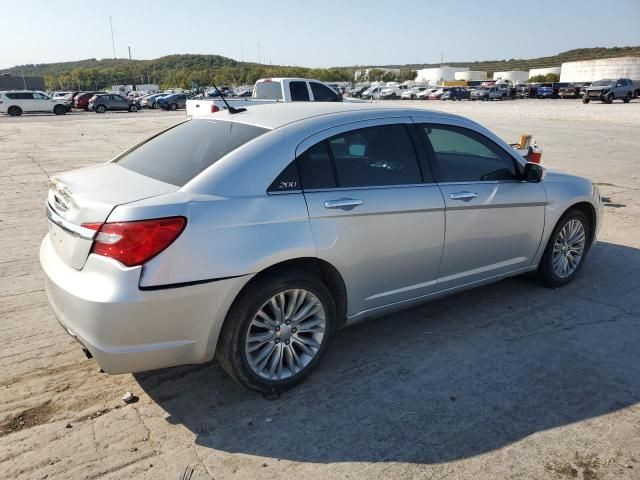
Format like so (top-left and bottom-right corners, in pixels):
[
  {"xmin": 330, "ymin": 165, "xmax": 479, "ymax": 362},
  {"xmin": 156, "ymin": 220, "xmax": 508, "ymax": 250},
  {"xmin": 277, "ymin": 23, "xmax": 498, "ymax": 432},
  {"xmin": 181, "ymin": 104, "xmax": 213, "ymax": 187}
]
[{"xmin": 135, "ymin": 241, "xmax": 640, "ymax": 464}]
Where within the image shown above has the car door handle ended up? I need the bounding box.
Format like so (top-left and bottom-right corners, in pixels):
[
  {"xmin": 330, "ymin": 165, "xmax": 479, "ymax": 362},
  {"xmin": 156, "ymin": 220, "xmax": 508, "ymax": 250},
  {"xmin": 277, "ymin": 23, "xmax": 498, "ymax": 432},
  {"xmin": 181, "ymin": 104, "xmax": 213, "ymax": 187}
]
[
  {"xmin": 324, "ymin": 198, "xmax": 363, "ymax": 210},
  {"xmin": 449, "ymin": 191, "xmax": 478, "ymax": 201}
]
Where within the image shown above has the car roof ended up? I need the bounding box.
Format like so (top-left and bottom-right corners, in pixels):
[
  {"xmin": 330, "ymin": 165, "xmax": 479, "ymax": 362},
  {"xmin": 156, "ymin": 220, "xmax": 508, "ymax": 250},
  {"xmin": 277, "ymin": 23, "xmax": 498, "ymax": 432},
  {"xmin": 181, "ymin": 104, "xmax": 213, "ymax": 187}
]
[{"xmin": 204, "ymin": 102, "xmax": 471, "ymax": 130}]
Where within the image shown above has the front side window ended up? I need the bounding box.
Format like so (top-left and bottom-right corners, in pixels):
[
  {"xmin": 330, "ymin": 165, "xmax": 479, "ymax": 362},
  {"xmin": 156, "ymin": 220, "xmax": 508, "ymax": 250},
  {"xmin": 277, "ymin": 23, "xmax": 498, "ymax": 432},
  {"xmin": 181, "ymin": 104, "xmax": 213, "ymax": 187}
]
[
  {"xmin": 289, "ymin": 81, "xmax": 310, "ymax": 101},
  {"xmin": 310, "ymin": 82, "xmax": 338, "ymax": 102},
  {"xmin": 422, "ymin": 125, "xmax": 517, "ymax": 182},
  {"xmin": 32, "ymin": 93, "xmax": 47, "ymax": 100},
  {"xmin": 116, "ymin": 119, "xmax": 268, "ymax": 186}
]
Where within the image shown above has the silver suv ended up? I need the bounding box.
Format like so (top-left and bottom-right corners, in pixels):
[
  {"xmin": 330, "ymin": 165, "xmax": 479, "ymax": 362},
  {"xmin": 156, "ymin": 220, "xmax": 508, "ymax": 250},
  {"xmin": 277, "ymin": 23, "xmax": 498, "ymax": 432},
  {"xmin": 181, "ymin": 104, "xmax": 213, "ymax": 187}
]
[
  {"xmin": 40, "ymin": 104, "xmax": 602, "ymax": 393},
  {"xmin": 583, "ymin": 78, "xmax": 635, "ymax": 104}
]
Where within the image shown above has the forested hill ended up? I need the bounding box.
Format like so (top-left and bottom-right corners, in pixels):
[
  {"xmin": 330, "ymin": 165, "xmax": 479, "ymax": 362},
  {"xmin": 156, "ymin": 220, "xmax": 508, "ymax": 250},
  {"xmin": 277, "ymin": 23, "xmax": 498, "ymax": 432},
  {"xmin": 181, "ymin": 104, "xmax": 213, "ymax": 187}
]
[{"xmin": 2, "ymin": 46, "xmax": 638, "ymax": 90}]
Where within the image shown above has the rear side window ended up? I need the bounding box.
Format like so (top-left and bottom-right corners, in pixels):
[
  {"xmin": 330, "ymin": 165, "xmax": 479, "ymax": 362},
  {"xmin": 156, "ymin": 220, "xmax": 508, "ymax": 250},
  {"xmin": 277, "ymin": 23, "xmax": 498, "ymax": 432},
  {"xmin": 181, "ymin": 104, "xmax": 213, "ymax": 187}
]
[
  {"xmin": 6, "ymin": 92, "xmax": 33, "ymax": 99},
  {"xmin": 116, "ymin": 120, "xmax": 268, "ymax": 186},
  {"xmin": 298, "ymin": 142, "xmax": 336, "ymax": 190},
  {"xmin": 289, "ymin": 81, "xmax": 310, "ymax": 101},
  {"xmin": 422, "ymin": 125, "xmax": 516, "ymax": 182},
  {"xmin": 310, "ymin": 82, "xmax": 338, "ymax": 102}
]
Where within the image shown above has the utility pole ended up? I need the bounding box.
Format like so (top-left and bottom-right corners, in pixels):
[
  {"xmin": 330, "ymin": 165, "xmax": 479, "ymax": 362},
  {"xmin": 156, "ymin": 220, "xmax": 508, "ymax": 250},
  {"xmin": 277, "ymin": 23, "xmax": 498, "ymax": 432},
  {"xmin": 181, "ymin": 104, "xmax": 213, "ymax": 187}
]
[
  {"xmin": 109, "ymin": 16, "xmax": 116, "ymax": 58},
  {"xmin": 128, "ymin": 46, "xmax": 132, "ymax": 60},
  {"xmin": 257, "ymin": 41, "xmax": 260, "ymax": 64},
  {"xmin": 21, "ymin": 69, "xmax": 27, "ymax": 90}
]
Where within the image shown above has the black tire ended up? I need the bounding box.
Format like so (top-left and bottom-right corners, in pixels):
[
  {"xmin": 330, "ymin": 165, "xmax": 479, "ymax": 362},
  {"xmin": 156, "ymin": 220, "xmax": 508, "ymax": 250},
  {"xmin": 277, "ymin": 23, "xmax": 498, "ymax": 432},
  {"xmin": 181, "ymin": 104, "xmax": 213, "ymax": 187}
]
[
  {"xmin": 53, "ymin": 104, "xmax": 66, "ymax": 115},
  {"xmin": 623, "ymin": 93, "xmax": 632, "ymax": 103},
  {"xmin": 129, "ymin": 104, "xmax": 138, "ymax": 112},
  {"xmin": 217, "ymin": 268, "xmax": 336, "ymax": 394},
  {"xmin": 7, "ymin": 106, "xmax": 22, "ymax": 116},
  {"xmin": 95, "ymin": 105, "xmax": 106, "ymax": 113},
  {"xmin": 537, "ymin": 209, "xmax": 591, "ymax": 288},
  {"xmin": 603, "ymin": 93, "xmax": 614, "ymax": 104},
  {"xmin": 582, "ymin": 96, "xmax": 590, "ymax": 104},
  {"xmin": 169, "ymin": 103, "xmax": 178, "ymax": 111}
]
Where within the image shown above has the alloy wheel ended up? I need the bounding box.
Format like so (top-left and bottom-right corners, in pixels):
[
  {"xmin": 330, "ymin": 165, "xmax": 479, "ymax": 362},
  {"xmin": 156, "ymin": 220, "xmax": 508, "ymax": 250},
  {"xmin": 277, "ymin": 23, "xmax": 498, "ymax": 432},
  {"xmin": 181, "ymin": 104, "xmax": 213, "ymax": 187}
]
[
  {"xmin": 552, "ymin": 219, "xmax": 586, "ymax": 278},
  {"xmin": 245, "ymin": 289, "xmax": 326, "ymax": 380}
]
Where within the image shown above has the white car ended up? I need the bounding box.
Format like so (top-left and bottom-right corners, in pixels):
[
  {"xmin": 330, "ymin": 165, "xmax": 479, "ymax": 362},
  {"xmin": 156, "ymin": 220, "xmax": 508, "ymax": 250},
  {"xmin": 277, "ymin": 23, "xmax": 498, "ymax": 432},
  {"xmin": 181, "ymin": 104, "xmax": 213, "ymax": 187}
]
[
  {"xmin": 416, "ymin": 88, "xmax": 438, "ymax": 100},
  {"xmin": 380, "ymin": 84, "xmax": 410, "ymax": 99},
  {"xmin": 401, "ymin": 86, "xmax": 428, "ymax": 99},
  {"xmin": 0, "ymin": 91, "xmax": 68, "ymax": 116}
]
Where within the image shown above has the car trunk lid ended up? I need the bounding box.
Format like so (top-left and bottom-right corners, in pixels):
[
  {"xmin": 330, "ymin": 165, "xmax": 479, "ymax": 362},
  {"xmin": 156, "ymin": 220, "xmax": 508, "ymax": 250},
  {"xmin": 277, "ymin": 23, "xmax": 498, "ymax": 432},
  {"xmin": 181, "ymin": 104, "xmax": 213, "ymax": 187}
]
[{"xmin": 47, "ymin": 163, "xmax": 178, "ymax": 270}]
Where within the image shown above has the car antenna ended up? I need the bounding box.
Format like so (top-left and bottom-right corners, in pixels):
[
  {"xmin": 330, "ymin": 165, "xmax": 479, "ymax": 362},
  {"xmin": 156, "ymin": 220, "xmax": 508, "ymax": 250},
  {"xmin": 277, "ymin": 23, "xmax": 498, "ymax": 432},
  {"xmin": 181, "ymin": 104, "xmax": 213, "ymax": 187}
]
[{"xmin": 210, "ymin": 81, "xmax": 246, "ymax": 114}]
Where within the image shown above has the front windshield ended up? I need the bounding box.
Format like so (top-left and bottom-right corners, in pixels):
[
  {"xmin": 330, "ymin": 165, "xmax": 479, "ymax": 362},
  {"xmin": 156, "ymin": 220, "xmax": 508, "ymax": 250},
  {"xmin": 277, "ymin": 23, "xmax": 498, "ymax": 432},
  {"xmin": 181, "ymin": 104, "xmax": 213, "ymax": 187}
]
[{"xmin": 592, "ymin": 80, "xmax": 613, "ymax": 86}]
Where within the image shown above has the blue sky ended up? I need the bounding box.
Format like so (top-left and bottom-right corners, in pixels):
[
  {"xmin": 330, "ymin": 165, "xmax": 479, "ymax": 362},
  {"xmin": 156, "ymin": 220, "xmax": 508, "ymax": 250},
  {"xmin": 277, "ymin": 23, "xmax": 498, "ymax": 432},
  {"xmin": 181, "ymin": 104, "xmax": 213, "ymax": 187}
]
[{"xmin": 1, "ymin": 0, "xmax": 639, "ymax": 69}]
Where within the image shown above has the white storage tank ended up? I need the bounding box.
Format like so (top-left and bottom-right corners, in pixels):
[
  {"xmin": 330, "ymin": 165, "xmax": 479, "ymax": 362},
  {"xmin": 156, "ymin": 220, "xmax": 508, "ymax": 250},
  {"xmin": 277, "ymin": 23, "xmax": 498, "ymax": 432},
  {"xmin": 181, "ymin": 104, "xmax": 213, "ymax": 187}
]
[
  {"xmin": 493, "ymin": 71, "xmax": 529, "ymax": 83},
  {"xmin": 529, "ymin": 67, "xmax": 561, "ymax": 78},
  {"xmin": 415, "ymin": 66, "xmax": 467, "ymax": 85},
  {"xmin": 455, "ymin": 70, "xmax": 487, "ymax": 81},
  {"xmin": 560, "ymin": 57, "xmax": 640, "ymax": 82}
]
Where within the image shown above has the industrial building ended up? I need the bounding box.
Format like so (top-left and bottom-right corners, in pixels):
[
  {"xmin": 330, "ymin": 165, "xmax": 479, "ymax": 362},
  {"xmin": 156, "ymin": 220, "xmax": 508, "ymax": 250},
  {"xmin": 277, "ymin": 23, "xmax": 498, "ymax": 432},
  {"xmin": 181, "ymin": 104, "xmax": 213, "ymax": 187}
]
[
  {"xmin": 560, "ymin": 56, "xmax": 640, "ymax": 82},
  {"xmin": 0, "ymin": 73, "xmax": 45, "ymax": 91},
  {"xmin": 493, "ymin": 71, "xmax": 529, "ymax": 83},
  {"xmin": 529, "ymin": 67, "xmax": 561, "ymax": 78},
  {"xmin": 415, "ymin": 66, "xmax": 467, "ymax": 84},
  {"xmin": 455, "ymin": 70, "xmax": 487, "ymax": 81}
]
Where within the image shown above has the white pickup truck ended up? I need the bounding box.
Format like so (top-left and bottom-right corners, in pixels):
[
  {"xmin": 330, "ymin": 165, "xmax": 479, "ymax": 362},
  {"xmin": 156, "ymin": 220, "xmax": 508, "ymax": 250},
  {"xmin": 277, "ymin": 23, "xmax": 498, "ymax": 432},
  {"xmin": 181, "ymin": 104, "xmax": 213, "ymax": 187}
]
[{"xmin": 186, "ymin": 78, "xmax": 343, "ymax": 117}]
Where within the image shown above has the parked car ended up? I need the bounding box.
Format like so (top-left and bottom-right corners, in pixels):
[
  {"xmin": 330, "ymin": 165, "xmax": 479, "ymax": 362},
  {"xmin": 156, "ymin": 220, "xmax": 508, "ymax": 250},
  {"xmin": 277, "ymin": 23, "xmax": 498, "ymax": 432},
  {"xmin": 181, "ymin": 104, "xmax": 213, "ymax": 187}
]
[
  {"xmin": 346, "ymin": 85, "xmax": 368, "ymax": 98},
  {"xmin": 401, "ymin": 86, "xmax": 427, "ymax": 99},
  {"xmin": 88, "ymin": 94, "xmax": 140, "ymax": 113},
  {"xmin": 472, "ymin": 86, "xmax": 509, "ymax": 101},
  {"xmin": 74, "ymin": 92, "xmax": 103, "ymax": 110},
  {"xmin": 361, "ymin": 85, "xmax": 384, "ymax": 100},
  {"xmin": 379, "ymin": 84, "xmax": 410, "ymax": 100},
  {"xmin": 188, "ymin": 78, "xmax": 345, "ymax": 117},
  {"xmin": 0, "ymin": 90, "xmax": 68, "ymax": 116},
  {"xmin": 535, "ymin": 83, "xmax": 554, "ymax": 99},
  {"xmin": 558, "ymin": 83, "xmax": 585, "ymax": 99},
  {"xmin": 416, "ymin": 88, "xmax": 439, "ymax": 100},
  {"xmin": 428, "ymin": 88, "xmax": 450, "ymax": 100},
  {"xmin": 583, "ymin": 78, "xmax": 635, "ymax": 104},
  {"xmin": 517, "ymin": 83, "xmax": 541, "ymax": 98},
  {"xmin": 157, "ymin": 93, "xmax": 189, "ymax": 110},
  {"xmin": 442, "ymin": 87, "xmax": 470, "ymax": 100},
  {"xmin": 140, "ymin": 93, "xmax": 168, "ymax": 109},
  {"xmin": 39, "ymin": 103, "xmax": 603, "ymax": 393}
]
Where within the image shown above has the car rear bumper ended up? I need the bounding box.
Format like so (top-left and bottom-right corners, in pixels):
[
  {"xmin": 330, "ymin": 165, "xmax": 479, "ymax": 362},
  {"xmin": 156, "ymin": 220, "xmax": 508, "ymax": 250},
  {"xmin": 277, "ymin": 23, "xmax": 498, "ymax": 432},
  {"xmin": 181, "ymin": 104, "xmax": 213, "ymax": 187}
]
[{"xmin": 40, "ymin": 234, "xmax": 250, "ymax": 374}]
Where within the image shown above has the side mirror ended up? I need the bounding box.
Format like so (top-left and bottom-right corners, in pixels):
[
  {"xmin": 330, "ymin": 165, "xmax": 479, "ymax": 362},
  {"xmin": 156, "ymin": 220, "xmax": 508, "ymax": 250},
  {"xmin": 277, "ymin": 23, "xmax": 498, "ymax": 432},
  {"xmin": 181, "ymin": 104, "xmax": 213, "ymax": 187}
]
[{"xmin": 523, "ymin": 162, "xmax": 544, "ymax": 183}]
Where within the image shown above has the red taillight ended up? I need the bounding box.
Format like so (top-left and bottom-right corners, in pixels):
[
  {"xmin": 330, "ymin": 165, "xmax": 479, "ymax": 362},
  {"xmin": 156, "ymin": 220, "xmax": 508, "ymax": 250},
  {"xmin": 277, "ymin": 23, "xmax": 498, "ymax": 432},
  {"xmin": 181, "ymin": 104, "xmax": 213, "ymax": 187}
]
[
  {"xmin": 211, "ymin": 104, "xmax": 219, "ymax": 113},
  {"xmin": 82, "ymin": 217, "xmax": 186, "ymax": 267}
]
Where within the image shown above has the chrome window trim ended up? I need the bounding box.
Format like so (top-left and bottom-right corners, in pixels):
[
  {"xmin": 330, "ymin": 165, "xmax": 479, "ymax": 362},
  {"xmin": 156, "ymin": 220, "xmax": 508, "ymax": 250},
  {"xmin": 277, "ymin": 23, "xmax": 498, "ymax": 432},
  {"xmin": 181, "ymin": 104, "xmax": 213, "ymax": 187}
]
[
  {"xmin": 46, "ymin": 203, "xmax": 97, "ymax": 240},
  {"xmin": 301, "ymin": 182, "xmax": 439, "ymax": 194}
]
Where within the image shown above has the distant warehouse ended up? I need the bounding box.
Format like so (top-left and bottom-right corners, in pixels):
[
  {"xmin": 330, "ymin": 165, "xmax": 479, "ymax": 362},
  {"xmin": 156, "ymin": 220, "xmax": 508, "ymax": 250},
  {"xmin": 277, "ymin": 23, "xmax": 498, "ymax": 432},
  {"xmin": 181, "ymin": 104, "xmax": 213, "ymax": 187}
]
[
  {"xmin": 493, "ymin": 71, "xmax": 528, "ymax": 83},
  {"xmin": 560, "ymin": 56, "xmax": 640, "ymax": 82},
  {"xmin": 415, "ymin": 66, "xmax": 467, "ymax": 84},
  {"xmin": 0, "ymin": 73, "xmax": 45, "ymax": 91}
]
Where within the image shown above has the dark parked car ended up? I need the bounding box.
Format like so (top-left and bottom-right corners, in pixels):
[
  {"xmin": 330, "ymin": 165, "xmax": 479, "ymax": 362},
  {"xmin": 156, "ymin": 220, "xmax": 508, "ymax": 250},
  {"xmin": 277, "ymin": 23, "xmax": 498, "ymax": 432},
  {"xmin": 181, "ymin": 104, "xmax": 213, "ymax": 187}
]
[
  {"xmin": 157, "ymin": 93, "xmax": 188, "ymax": 110},
  {"xmin": 346, "ymin": 85, "xmax": 368, "ymax": 98},
  {"xmin": 517, "ymin": 83, "xmax": 541, "ymax": 98},
  {"xmin": 557, "ymin": 83, "xmax": 590, "ymax": 99},
  {"xmin": 442, "ymin": 86, "xmax": 470, "ymax": 100},
  {"xmin": 88, "ymin": 94, "xmax": 140, "ymax": 113}
]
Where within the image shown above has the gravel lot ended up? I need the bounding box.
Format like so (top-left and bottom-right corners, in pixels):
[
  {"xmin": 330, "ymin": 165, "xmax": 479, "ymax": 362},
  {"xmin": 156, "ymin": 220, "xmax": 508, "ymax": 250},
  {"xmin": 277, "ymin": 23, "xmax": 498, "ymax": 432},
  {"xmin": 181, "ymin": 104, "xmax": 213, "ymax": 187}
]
[{"xmin": 1, "ymin": 100, "xmax": 639, "ymax": 480}]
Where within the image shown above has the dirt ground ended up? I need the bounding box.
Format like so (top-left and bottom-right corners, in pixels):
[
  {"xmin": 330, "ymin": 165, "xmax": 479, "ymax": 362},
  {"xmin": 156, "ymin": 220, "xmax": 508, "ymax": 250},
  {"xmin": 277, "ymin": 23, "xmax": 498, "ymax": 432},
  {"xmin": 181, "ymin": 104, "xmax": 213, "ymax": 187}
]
[{"xmin": 1, "ymin": 100, "xmax": 639, "ymax": 480}]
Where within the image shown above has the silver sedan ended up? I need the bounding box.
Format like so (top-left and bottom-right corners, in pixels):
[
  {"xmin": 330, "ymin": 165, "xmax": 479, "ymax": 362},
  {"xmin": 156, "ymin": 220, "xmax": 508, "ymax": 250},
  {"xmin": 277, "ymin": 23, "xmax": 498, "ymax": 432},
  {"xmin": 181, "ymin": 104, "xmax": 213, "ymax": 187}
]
[{"xmin": 40, "ymin": 103, "xmax": 603, "ymax": 393}]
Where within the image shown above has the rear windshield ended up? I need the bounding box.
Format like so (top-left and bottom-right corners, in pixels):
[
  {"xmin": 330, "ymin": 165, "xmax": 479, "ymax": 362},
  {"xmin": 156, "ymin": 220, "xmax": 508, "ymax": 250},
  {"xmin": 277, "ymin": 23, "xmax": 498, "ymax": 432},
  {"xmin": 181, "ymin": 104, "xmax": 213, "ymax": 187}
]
[
  {"xmin": 253, "ymin": 81, "xmax": 283, "ymax": 100},
  {"xmin": 115, "ymin": 119, "xmax": 268, "ymax": 186}
]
